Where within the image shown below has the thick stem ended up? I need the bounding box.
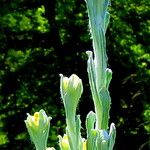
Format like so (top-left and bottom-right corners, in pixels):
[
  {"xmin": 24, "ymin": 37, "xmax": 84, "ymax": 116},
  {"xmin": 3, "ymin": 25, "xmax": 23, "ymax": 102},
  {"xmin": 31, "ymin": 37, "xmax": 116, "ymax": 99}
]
[{"xmin": 86, "ymin": 0, "xmax": 111, "ymax": 130}]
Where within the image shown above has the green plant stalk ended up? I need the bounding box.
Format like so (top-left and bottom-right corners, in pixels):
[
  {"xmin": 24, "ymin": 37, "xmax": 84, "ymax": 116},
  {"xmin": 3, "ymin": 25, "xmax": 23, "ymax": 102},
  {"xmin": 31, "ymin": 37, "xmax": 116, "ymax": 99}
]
[
  {"xmin": 25, "ymin": 0, "xmax": 116, "ymax": 149},
  {"xmin": 59, "ymin": 74, "xmax": 83, "ymax": 150},
  {"xmin": 85, "ymin": 0, "xmax": 112, "ymax": 130}
]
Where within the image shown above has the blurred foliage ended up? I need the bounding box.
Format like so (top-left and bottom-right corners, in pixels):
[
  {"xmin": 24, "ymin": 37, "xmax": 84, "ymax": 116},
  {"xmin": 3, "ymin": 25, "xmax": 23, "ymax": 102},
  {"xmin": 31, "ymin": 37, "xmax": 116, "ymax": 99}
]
[
  {"xmin": 1, "ymin": 5, "xmax": 49, "ymax": 33},
  {"xmin": 0, "ymin": 0, "xmax": 149, "ymax": 150}
]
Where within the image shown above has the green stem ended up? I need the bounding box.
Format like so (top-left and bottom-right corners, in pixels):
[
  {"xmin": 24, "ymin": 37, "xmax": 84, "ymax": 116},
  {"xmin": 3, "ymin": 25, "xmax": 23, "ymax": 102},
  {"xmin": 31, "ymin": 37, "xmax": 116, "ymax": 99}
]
[{"xmin": 86, "ymin": 0, "xmax": 111, "ymax": 130}]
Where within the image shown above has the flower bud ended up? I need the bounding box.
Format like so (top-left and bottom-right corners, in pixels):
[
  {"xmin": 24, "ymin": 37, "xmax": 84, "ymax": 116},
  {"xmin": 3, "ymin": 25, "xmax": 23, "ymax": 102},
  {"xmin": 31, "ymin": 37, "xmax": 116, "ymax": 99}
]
[
  {"xmin": 25, "ymin": 109, "xmax": 51, "ymax": 150},
  {"xmin": 58, "ymin": 134, "xmax": 70, "ymax": 150},
  {"xmin": 60, "ymin": 74, "xmax": 83, "ymax": 121},
  {"xmin": 60, "ymin": 74, "xmax": 83, "ymax": 101},
  {"xmin": 108, "ymin": 123, "xmax": 116, "ymax": 150}
]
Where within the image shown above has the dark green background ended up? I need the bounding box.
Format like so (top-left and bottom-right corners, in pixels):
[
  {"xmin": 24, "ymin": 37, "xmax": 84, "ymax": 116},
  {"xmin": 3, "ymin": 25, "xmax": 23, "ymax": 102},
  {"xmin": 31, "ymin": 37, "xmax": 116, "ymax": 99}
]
[{"xmin": 0, "ymin": 0, "xmax": 149, "ymax": 149}]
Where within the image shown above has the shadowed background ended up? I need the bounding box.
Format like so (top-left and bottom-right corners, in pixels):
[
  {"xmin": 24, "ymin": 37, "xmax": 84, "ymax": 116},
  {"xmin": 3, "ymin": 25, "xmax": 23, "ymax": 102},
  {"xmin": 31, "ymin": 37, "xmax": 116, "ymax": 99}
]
[{"xmin": 0, "ymin": 0, "xmax": 149, "ymax": 149}]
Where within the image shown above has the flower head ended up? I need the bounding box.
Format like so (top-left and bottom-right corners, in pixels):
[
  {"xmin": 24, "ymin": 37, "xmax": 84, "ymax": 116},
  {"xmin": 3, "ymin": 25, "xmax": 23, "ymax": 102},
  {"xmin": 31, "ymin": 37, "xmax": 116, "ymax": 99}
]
[
  {"xmin": 60, "ymin": 74, "xmax": 83, "ymax": 121},
  {"xmin": 60, "ymin": 74, "xmax": 83, "ymax": 100},
  {"xmin": 25, "ymin": 109, "xmax": 51, "ymax": 150}
]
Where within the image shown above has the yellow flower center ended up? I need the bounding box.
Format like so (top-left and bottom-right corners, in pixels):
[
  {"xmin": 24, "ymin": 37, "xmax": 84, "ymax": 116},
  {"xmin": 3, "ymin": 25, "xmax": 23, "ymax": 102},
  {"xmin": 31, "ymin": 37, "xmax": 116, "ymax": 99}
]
[
  {"xmin": 33, "ymin": 112, "xmax": 39, "ymax": 126},
  {"xmin": 63, "ymin": 77, "xmax": 69, "ymax": 90}
]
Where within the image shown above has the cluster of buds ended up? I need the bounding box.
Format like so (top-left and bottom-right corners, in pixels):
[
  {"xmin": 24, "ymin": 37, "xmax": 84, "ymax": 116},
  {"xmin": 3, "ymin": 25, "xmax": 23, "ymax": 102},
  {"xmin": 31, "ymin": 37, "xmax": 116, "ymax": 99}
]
[{"xmin": 25, "ymin": 0, "xmax": 116, "ymax": 150}]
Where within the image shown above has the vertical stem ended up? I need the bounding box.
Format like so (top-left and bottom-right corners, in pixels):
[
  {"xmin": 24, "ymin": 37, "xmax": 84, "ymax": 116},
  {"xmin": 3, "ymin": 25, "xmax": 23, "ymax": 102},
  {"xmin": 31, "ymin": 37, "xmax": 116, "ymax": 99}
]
[{"xmin": 85, "ymin": 0, "xmax": 111, "ymax": 130}]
